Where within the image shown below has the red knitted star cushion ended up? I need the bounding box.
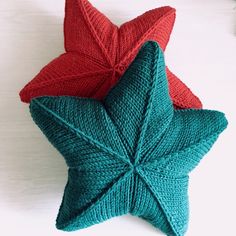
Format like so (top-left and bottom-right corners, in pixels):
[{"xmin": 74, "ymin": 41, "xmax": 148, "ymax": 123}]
[{"xmin": 19, "ymin": 0, "xmax": 202, "ymax": 109}]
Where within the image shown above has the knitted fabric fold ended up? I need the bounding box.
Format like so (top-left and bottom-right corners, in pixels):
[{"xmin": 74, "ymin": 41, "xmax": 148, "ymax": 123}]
[
  {"xmin": 20, "ymin": 0, "xmax": 202, "ymax": 109},
  {"xmin": 30, "ymin": 42, "xmax": 227, "ymax": 236}
]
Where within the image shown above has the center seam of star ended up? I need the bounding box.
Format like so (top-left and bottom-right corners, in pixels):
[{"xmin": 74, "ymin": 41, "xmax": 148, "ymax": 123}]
[
  {"xmin": 109, "ymin": 64, "xmax": 126, "ymax": 82},
  {"xmin": 114, "ymin": 63, "xmax": 126, "ymax": 71}
]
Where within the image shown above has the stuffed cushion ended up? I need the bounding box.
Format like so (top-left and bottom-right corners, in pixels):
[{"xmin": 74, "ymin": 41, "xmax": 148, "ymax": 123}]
[
  {"xmin": 20, "ymin": 0, "xmax": 202, "ymax": 109},
  {"xmin": 30, "ymin": 42, "xmax": 227, "ymax": 236}
]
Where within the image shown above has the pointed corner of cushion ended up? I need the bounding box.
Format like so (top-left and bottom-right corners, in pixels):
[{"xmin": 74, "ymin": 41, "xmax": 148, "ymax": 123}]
[
  {"xmin": 55, "ymin": 205, "xmax": 93, "ymax": 232},
  {"xmin": 209, "ymin": 110, "xmax": 228, "ymax": 134},
  {"xmin": 147, "ymin": 6, "xmax": 176, "ymax": 52},
  {"xmin": 193, "ymin": 95, "xmax": 203, "ymax": 109},
  {"xmin": 153, "ymin": 5, "xmax": 176, "ymax": 15},
  {"xmin": 179, "ymin": 93, "xmax": 203, "ymax": 110},
  {"xmin": 153, "ymin": 209, "xmax": 188, "ymax": 236},
  {"xmin": 162, "ymin": 5, "xmax": 176, "ymax": 15},
  {"xmin": 19, "ymin": 85, "xmax": 31, "ymax": 103},
  {"xmin": 124, "ymin": 41, "xmax": 165, "ymax": 77},
  {"xmin": 56, "ymin": 216, "xmax": 76, "ymax": 232},
  {"xmin": 165, "ymin": 216, "xmax": 188, "ymax": 236},
  {"xmin": 192, "ymin": 109, "xmax": 228, "ymax": 137},
  {"xmin": 142, "ymin": 40, "xmax": 162, "ymax": 51},
  {"xmin": 19, "ymin": 78, "xmax": 45, "ymax": 104},
  {"xmin": 56, "ymin": 215, "xmax": 76, "ymax": 232},
  {"xmin": 138, "ymin": 41, "xmax": 164, "ymax": 63},
  {"xmin": 56, "ymin": 220, "xmax": 85, "ymax": 233}
]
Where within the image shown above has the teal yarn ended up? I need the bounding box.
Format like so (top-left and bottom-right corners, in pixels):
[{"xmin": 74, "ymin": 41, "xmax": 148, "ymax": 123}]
[{"xmin": 30, "ymin": 42, "xmax": 228, "ymax": 236}]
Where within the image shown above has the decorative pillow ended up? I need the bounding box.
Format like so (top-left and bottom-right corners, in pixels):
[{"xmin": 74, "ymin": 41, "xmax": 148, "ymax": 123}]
[
  {"xmin": 30, "ymin": 42, "xmax": 227, "ymax": 236},
  {"xmin": 20, "ymin": 0, "xmax": 202, "ymax": 109}
]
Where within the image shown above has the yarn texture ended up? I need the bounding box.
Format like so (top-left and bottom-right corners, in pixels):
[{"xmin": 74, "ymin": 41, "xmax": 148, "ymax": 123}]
[
  {"xmin": 30, "ymin": 42, "xmax": 227, "ymax": 236},
  {"xmin": 20, "ymin": 0, "xmax": 202, "ymax": 109}
]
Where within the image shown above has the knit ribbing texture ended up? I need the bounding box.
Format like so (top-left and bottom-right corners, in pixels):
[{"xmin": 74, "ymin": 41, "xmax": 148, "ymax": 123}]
[
  {"xmin": 30, "ymin": 42, "xmax": 227, "ymax": 236},
  {"xmin": 20, "ymin": 0, "xmax": 202, "ymax": 109}
]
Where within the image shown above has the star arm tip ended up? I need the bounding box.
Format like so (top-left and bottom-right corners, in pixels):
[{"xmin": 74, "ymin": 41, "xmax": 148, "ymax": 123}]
[
  {"xmin": 151, "ymin": 109, "xmax": 228, "ymax": 177},
  {"xmin": 64, "ymin": 0, "xmax": 118, "ymax": 66},
  {"xmin": 118, "ymin": 5, "xmax": 176, "ymax": 63},
  {"xmin": 19, "ymin": 52, "xmax": 112, "ymax": 103}
]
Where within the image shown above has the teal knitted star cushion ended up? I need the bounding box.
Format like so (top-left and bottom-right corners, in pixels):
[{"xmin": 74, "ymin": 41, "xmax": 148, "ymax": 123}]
[{"xmin": 30, "ymin": 42, "xmax": 227, "ymax": 236}]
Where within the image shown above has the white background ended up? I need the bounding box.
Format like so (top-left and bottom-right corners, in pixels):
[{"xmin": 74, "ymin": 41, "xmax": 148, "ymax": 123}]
[{"xmin": 0, "ymin": 0, "xmax": 236, "ymax": 235}]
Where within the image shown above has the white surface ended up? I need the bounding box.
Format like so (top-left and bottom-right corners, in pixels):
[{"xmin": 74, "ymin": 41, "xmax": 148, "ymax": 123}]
[{"xmin": 0, "ymin": 0, "xmax": 236, "ymax": 235}]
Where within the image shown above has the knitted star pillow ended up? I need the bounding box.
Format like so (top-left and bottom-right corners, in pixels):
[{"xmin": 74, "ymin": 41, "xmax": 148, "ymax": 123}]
[
  {"xmin": 30, "ymin": 42, "xmax": 227, "ymax": 236},
  {"xmin": 20, "ymin": 0, "xmax": 202, "ymax": 109}
]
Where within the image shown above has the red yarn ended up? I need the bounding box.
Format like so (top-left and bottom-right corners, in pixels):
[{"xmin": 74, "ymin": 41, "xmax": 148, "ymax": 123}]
[{"xmin": 19, "ymin": 0, "xmax": 202, "ymax": 109}]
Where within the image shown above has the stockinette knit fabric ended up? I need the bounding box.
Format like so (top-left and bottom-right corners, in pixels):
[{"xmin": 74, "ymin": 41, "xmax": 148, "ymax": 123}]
[
  {"xmin": 30, "ymin": 42, "xmax": 227, "ymax": 236},
  {"xmin": 20, "ymin": 0, "xmax": 202, "ymax": 109}
]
